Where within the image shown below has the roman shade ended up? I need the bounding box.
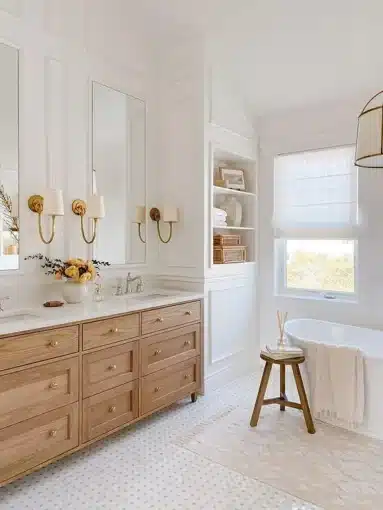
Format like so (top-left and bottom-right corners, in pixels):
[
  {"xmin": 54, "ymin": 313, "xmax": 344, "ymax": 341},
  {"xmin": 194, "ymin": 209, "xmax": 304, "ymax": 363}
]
[{"xmin": 274, "ymin": 146, "xmax": 358, "ymax": 239}]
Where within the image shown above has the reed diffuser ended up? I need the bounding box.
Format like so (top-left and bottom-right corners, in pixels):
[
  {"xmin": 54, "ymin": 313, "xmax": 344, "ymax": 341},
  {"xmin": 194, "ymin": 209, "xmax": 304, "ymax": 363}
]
[{"xmin": 277, "ymin": 310, "xmax": 288, "ymax": 348}]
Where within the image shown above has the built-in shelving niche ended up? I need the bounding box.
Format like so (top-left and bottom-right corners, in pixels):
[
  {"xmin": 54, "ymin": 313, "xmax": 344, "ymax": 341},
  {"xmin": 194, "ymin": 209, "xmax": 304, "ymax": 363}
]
[{"xmin": 211, "ymin": 147, "xmax": 257, "ymax": 268}]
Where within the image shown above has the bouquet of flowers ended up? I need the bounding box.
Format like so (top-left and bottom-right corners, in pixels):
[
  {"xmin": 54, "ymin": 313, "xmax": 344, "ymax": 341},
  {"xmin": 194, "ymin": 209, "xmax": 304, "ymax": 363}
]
[{"xmin": 25, "ymin": 254, "xmax": 110, "ymax": 284}]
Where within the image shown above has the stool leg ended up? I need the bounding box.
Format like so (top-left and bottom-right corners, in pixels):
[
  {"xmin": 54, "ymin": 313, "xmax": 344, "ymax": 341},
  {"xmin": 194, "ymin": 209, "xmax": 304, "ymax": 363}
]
[
  {"xmin": 250, "ymin": 361, "xmax": 272, "ymax": 427},
  {"xmin": 280, "ymin": 364, "xmax": 286, "ymax": 411},
  {"xmin": 292, "ymin": 364, "xmax": 316, "ymax": 434}
]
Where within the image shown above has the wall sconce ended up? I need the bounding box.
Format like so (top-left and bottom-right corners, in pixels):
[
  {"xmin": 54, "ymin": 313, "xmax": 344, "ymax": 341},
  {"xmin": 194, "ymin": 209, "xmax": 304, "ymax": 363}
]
[
  {"xmin": 72, "ymin": 195, "xmax": 105, "ymax": 244},
  {"xmin": 134, "ymin": 206, "xmax": 146, "ymax": 243},
  {"xmin": 150, "ymin": 206, "xmax": 178, "ymax": 244},
  {"xmin": 28, "ymin": 189, "xmax": 64, "ymax": 244}
]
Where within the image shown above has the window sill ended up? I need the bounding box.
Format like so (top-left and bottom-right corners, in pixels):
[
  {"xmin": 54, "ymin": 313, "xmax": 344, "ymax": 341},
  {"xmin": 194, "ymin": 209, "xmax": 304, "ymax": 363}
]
[{"xmin": 275, "ymin": 292, "xmax": 358, "ymax": 305}]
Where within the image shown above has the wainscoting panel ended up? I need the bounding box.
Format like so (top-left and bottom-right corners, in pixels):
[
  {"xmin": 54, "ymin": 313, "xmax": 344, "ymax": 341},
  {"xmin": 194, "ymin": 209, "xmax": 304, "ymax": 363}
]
[{"xmin": 208, "ymin": 283, "xmax": 253, "ymax": 365}]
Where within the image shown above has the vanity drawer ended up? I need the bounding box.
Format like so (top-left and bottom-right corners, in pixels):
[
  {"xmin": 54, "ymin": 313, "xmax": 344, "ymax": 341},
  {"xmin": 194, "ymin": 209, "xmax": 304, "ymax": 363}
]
[
  {"xmin": 141, "ymin": 324, "xmax": 200, "ymax": 376},
  {"xmin": 0, "ymin": 326, "xmax": 79, "ymax": 371},
  {"xmin": 82, "ymin": 381, "xmax": 139, "ymax": 442},
  {"xmin": 0, "ymin": 358, "xmax": 79, "ymax": 430},
  {"xmin": 141, "ymin": 357, "xmax": 200, "ymax": 415},
  {"xmin": 83, "ymin": 314, "xmax": 140, "ymax": 350},
  {"xmin": 141, "ymin": 301, "xmax": 201, "ymax": 335},
  {"xmin": 83, "ymin": 341, "xmax": 138, "ymax": 398},
  {"xmin": 0, "ymin": 402, "xmax": 79, "ymax": 485}
]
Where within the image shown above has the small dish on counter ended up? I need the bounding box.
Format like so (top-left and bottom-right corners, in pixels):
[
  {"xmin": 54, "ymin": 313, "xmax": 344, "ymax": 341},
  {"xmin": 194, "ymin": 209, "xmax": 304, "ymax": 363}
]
[{"xmin": 43, "ymin": 301, "xmax": 65, "ymax": 308}]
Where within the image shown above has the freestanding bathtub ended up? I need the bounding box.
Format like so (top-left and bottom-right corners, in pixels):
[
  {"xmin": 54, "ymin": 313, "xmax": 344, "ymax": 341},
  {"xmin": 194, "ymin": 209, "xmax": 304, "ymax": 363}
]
[{"xmin": 285, "ymin": 318, "xmax": 383, "ymax": 440}]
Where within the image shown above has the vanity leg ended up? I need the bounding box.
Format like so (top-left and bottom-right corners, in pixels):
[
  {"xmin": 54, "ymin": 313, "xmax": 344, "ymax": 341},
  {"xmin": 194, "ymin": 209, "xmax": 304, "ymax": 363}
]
[{"xmin": 191, "ymin": 392, "xmax": 198, "ymax": 403}]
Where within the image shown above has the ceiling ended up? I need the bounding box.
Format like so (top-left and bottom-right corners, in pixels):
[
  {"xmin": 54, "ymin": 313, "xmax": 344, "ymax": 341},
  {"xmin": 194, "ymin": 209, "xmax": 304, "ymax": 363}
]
[{"xmin": 116, "ymin": 0, "xmax": 383, "ymax": 116}]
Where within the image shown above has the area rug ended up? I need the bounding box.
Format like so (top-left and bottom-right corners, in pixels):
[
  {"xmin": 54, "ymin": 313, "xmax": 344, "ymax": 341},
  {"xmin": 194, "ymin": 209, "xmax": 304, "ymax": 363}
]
[{"xmin": 176, "ymin": 404, "xmax": 383, "ymax": 509}]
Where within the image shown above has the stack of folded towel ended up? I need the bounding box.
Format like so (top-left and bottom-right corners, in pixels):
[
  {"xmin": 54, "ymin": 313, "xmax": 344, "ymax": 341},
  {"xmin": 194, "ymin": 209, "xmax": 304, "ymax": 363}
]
[{"xmin": 213, "ymin": 207, "xmax": 227, "ymax": 227}]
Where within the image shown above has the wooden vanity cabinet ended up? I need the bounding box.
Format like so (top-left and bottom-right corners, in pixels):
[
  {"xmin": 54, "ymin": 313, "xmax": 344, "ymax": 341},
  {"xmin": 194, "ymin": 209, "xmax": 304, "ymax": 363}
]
[{"xmin": 0, "ymin": 299, "xmax": 203, "ymax": 487}]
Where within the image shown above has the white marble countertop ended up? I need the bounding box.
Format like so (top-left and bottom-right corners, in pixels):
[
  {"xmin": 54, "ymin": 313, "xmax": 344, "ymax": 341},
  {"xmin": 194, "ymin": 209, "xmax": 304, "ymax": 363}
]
[{"xmin": 0, "ymin": 290, "xmax": 204, "ymax": 338}]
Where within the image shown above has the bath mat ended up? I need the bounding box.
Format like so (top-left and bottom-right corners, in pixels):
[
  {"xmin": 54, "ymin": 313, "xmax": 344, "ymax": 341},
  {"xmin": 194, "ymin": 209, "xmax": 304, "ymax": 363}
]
[{"xmin": 177, "ymin": 404, "xmax": 383, "ymax": 509}]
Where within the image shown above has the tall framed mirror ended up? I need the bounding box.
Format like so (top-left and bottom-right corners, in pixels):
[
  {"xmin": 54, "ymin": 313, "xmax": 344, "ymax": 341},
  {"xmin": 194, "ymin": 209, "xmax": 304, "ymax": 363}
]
[
  {"xmin": 92, "ymin": 82, "xmax": 146, "ymax": 266},
  {"xmin": 0, "ymin": 42, "xmax": 19, "ymax": 270}
]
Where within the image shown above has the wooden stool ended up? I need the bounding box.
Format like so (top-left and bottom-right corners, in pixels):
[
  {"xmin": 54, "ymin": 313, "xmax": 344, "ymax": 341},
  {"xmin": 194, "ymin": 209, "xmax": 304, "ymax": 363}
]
[{"xmin": 250, "ymin": 353, "xmax": 315, "ymax": 434}]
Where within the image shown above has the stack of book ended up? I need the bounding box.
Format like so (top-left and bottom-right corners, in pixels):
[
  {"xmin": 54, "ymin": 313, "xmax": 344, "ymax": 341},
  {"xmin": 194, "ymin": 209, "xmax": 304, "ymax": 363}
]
[{"xmin": 261, "ymin": 345, "xmax": 303, "ymax": 360}]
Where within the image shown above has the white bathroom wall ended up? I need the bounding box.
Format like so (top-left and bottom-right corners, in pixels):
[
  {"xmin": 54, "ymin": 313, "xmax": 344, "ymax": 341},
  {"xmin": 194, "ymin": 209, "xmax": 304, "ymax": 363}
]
[
  {"xmin": 0, "ymin": 0, "xmax": 152, "ymax": 306},
  {"xmin": 153, "ymin": 36, "xmax": 258, "ymax": 389},
  {"xmin": 151, "ymin": 35, "xmax": 206, "ymax": 279},
  {"xmin": 258, "ymin": 96, "xmax": 383, "ymax": 350}
]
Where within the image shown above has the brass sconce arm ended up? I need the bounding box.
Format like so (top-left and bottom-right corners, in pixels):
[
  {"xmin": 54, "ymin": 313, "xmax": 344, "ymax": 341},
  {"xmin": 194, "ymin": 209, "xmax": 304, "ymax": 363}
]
[
  {"xmin": 28, "ymin": 194, "xmax": 59, "ymax": 245},
  {"xmin": 156, "ymin": 220, "xmax": 173, "ymax": 244},
  {"xmin": 38, "ymin": 214, "xmax": 57, "ymax": 245},
  {"xmin": 72, "ymin": 199, "xmax": 99, "ymax": 245},
  {"xmin": 80, "ymin": 214, "xmax": 98, "ymax": 244},
  {"xmin": 150, "ymin": 207, "xmax": 175, "ymax": 244},
  {"xmin": 137, "ymin": 223, "xmax": 146, "ymax": 243}
]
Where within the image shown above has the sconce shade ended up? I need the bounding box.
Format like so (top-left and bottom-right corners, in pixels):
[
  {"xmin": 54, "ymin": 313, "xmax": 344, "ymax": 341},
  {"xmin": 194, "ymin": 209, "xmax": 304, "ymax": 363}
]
[
  {"xmin": 163, "ymin": 206, "xmax": 178, "ymax": 223},
  {"xmin": 87, "ymin": 195, "xmax": 105, "ymax": 218},
  {"xmin": 43, "ymin": 189, "xmax": 64, "ymax": 216},
  {"xmin": 355, "ymin": 90, "xmax": 383, "ymax": 168},
  {"xmin": 135, "ymin": 205, "xmax": 146, "ymax": 223}
]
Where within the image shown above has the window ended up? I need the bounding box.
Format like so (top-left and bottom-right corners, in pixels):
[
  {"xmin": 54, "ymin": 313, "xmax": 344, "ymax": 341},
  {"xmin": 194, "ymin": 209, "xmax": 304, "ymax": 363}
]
[{"xmin": 274, "ymin": 146, "xmax": 358, "ymax": 299}]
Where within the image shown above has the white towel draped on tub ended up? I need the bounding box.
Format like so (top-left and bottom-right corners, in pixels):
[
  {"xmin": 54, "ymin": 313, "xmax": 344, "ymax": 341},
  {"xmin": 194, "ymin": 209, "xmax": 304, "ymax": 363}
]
[{"xmin": 305, "ymin": 342, "xmax": 365, "ymax": 429}]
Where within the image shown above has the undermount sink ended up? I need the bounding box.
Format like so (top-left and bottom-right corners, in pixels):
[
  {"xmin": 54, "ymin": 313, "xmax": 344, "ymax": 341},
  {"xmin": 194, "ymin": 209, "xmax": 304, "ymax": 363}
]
[
  {"xmin": 130, "ymin": 293, "xmax": 171, "ymax": 300},
  {"xmin": 0, "ymin": 312, "xmax": 39, "ymax": 323}
]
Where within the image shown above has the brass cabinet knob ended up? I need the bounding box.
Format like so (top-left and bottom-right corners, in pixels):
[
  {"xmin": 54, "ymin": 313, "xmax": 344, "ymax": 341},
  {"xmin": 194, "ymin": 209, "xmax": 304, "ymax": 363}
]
[
  {"xmin": 185, "ymin": 311, "xmax": 192, "ymax": 316},
  {"xmin": 184, "ymin": 374, "xmax": 190, "ymax": 380},
  {"xmin": 49, "ymin": 340, "xmax": 59, "ymax": 347},
  {"xmin": 109, "ymin": 406, "xmax": 116, "ymax": 413},
  {"xmin": 108, "ymin": 364, "xmax": 117, "ymax": 371},
  {"xmin": 154, "ymin": 386, "xmax": 160, "ymax": 393},
  {"xmin": 154, "ymin": 349, "xmax": 162, "ymax": 356},
  {"xmin": 156, "ymin": 317, "xmax": 164, "ymax": 323},
  {"xmin": 109, "ymin": 327, "xmax": 119, "ymax": 333},
  {"xmin": 49, "ymin": 381, "xmax": 58, "ymax": 389},
  {"xmin": 184, "ymin": 340, "xmax": 191, "ymax": 347},
  {"xmin": 49, "ymin": 430, "xmax": 57, "ymax": 438}
]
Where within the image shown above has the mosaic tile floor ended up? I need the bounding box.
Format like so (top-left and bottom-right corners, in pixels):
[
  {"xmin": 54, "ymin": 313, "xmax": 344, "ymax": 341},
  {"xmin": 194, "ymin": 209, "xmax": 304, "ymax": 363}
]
[{"xmin": 0, "ymin": 375, "xmax": 340, "ymax": 510}]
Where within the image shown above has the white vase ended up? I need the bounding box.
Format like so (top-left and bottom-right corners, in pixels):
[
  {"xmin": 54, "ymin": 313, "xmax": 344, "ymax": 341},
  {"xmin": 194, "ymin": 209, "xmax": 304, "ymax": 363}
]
[
  {"xmin": 220, "ymin": 196, "xmax": 242, "ymax": 227},
  {"xmin": 63, "ymin": 281, "xmax": 88, "ymax": 304}
]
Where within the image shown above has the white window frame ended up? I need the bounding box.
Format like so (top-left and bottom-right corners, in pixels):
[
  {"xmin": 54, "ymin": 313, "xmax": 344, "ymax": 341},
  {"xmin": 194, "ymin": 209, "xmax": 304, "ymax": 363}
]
[
  {"xmin": 274, "ymin": 239, "xmax": 359, "ymax": 302},
  {"xmin": 273, "ymin": 144, "xmax": 359, "ymax": 302}
]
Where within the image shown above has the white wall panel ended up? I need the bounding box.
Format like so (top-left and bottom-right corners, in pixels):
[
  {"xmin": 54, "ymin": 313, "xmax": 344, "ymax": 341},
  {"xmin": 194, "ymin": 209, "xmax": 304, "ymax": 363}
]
[
  {"xmin": 0, "ymin": 0, "xmax": 22, "ymax": 18},
  {"xmin": 208, "ymin": 283, "xmax": 252, "ymax": 364},
  {"xmin": 44, "ymin": 56, "xmax": 66, "ymax": 258}
]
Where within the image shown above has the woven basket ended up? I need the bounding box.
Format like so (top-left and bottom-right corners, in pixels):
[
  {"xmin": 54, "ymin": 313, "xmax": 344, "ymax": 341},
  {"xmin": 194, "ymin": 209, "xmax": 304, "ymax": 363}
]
[
  {"xmin": 213, "ymin": 245, "xmax": 246, "ymax": 264},
  {"xmin": 213, "ymin": 234, "xmax": 241, "ymax": 247}
]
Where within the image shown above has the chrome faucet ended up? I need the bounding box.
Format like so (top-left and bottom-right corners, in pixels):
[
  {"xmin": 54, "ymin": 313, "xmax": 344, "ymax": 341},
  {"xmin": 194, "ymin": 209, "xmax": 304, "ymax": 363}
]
[{"xmin": 125, "ymin": 273, "xmax": 144, "ymax": 294}]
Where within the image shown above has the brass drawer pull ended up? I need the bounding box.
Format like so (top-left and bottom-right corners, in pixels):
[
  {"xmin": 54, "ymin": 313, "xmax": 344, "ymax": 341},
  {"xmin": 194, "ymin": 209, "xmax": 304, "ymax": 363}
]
[
  {"xmin": 109, "ymin": 406, "xmax": 117, "ymax": 413},
  {"xmin": 185, "ymin": 311, "xmax": 192, "ymax": 316},
  {"xmin": 184, "ymin": 374, "xmax": 190, "ymax": 380},
  {"xmin": 155, "ymin": 317, "xmax": 164, "ymax": 323},
  {"xmin": 108, "ymin": 364, "xmax": 117, "ymax": 371},
  {"xmin": 154, "ymin": 386, "xmax": 160, "ymax": 393},
  {"xmin": 109, "ymin": 327, "xmax": 119, "ymax": 333},
  {"xmin": 154, "ymin": 349, "xmax": 162, "ymax": 356},
  {"xmin": 49, "ymin": 381, "xmax": 58, "ymax": 390},
  {"xmin": 49, "ymin": 429, "xmax": 57, "ymax": 438},
  {"xmin": 184, "ymin": 340, "xmax": 191, "ymax": 347},
  {"xmin": 49, "ymin": 340, "xmax": 59, "ymax": 347}
]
